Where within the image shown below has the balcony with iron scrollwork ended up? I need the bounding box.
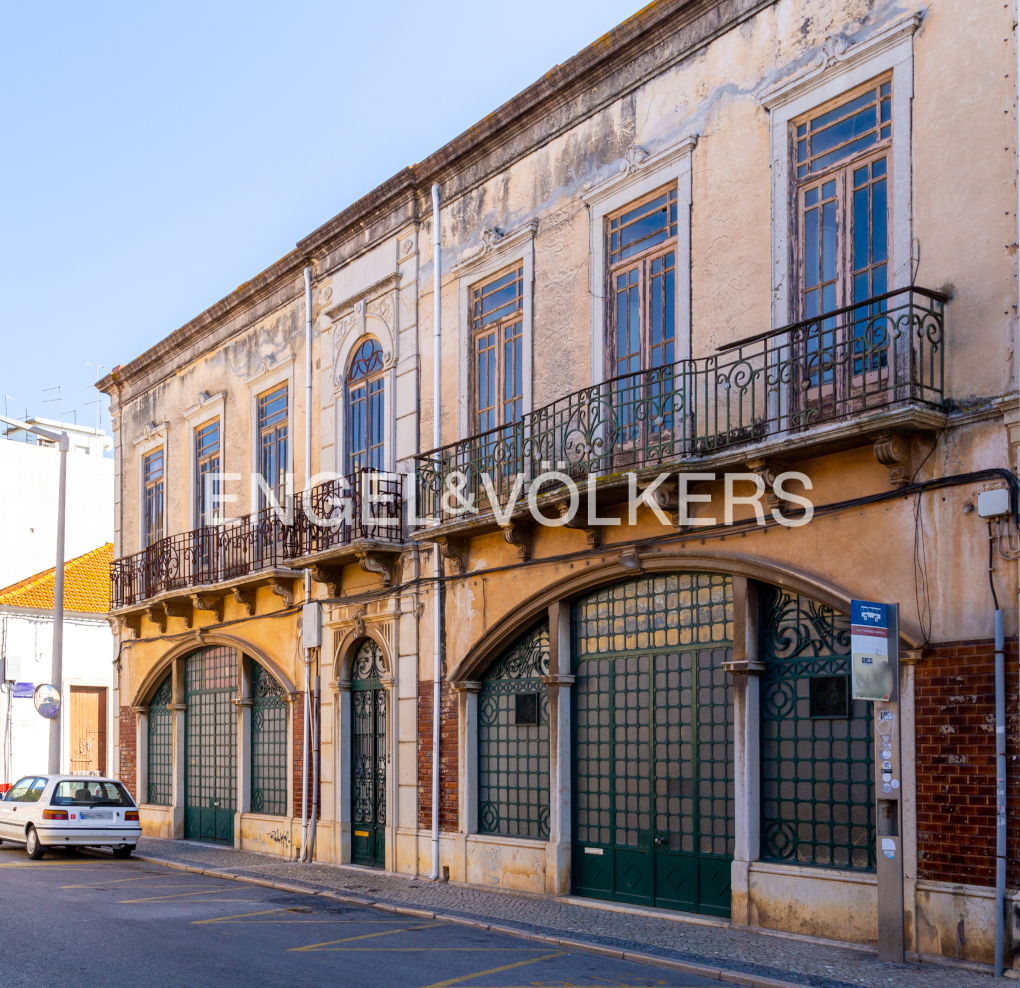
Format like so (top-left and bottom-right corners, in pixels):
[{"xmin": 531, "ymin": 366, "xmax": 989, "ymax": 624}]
[
  {"xmin": 286, "ymin": 469, "xmax": 405, "ymax": 596},
  {"xmin": 414, "ymin": 286, "xmax": 948, "ymax": 537},
  {"xmin": 110, "ymin": 469, "xmax": 406, "ymax": 629},
  {"xmin": 110, "ymin": 504, "xmax": 302, "ymax": 633}
]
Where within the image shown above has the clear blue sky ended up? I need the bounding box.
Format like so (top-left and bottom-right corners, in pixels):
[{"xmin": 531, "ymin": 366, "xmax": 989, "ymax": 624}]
[{"xmin": 0, "ymin": 0, "xmax": 642, "ymax": 434}]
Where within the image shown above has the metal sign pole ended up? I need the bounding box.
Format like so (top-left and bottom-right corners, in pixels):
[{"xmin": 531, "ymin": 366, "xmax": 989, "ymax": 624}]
[{"xmin": 852, "ymin": 600, "xmax": 903, "ymax": 963}]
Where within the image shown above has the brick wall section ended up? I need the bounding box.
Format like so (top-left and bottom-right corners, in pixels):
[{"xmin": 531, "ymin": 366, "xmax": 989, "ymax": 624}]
[
  {"xmin": 417, "ymin": 681, "xmax": 459, "ymax": 831},
  {"xmin": 118, "ymin": 706, "xmax": 137, "ymax": 800},
  {"xmin": 915, "ymin": 638, "xmax": 1019, "ymax": 887}
]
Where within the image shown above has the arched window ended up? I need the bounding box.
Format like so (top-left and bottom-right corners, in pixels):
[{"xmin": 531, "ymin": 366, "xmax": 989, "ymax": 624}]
[
  {"xmin": 347, "ymin": 338, "xmax": 385, "ymax": 472},
  {"xmin": 759, "ymin": 586, "xmax": 875, "ymax": 871},
  {"xmin": 478, "ymin": 622, "xmax": 550, "ymax": 840},
  {"xmin": 250, "ymin": 662, "xmax": 288, "ymax": 816},
  {"xmin": 147, "ymin": 674, "xmax": 173, "ymax": 806}
]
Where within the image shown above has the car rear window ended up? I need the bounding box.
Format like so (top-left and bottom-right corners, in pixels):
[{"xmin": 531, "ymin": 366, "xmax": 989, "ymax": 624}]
[{"xmin": 52, "ymin": 781, "xmax": 135, "ymax": 807}]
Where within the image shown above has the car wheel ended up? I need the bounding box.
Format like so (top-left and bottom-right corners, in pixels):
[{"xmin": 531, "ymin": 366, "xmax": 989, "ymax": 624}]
[
  {"xmin": 25, "ymin": 827, "xmax": 45, "ymax": 860},
  {"xmin": 112, "ymin": 845, "xmax": 133, "ymax": 860}
]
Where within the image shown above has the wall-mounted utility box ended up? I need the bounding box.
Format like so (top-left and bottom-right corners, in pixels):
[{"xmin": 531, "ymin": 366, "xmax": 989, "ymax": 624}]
[{"xmin": 977, "ymin": 488, "xmax": 1010, "ymax": 519}]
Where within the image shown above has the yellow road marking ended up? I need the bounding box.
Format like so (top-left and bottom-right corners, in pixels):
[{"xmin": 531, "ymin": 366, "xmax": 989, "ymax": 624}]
[
  {"xmin": 419, "ymin": 951, "xmax": 566, "ymax": 988},
  {"xmin": 119, "ymin": 888, "xmax": 260, "ymax": 903},
  {"xmin": 194, "ymin": 906, "xmax": 418, "ymax": 926},
  {"xmin": 62, "ymin": 876, "xmax": 198, "ymax": 889},
  {"xmin": 290, "ymin": 923, "xmax": 438, "ymax": 952}
]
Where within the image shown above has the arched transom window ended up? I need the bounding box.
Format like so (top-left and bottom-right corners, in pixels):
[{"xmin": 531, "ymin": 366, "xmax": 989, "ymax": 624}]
[{"xmin": 347, "ymin": 337, "xmax": 385, "ymax": 473}]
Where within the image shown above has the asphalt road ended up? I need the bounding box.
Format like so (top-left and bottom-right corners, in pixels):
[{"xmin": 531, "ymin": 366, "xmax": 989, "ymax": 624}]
[{"xmin": 0, "ymin": 844, "xmax": 739, "ymax": 988}]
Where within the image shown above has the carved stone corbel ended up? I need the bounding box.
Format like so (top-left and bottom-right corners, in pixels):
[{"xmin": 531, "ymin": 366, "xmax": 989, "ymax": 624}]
[
  {"xmin": 501, "ymin": 519, "xmax": 533, "ymax": 562},
  {"xmin": 309, "ymin": 565, "xmax": 342, "ymax": 598},
  {"xmin": 635, "ymin": 477, "xmax": 679, "ymax": 525},
  {"xmin": 145, "ymin": 604, "xmax": 167, "ymax": 634},
  {"xmin": 231, "ymin": 586, "xmax": 256, "ymax": 616},
  {"xmin": 437, "ymin": 536, "xmax": 469, "ymax": 575},
  {"xmin": 356, "ymin": 550, "xmax": 394, "ymax": 586},
  {"xmin": 191, "ymin": 592, "xmax": 224, "ymax": 622},
  {"xmin": 872, "ymin": 431, "xmax": 912, "ymax": 487},
  {"xmin": 744, "ymin": 457, "xmax": 784, "ymax": 510},
  {"xmin": 123, "ymin": 613, "xmax": 142, "ymax": 638},
  {"xmin": 559, "ymin": 504, "xmax": 602, "ymax": 549},
  {"xmin": 162, "ymin": 598, "xmax": 193, "ymax": 629},
  {"xmin": 269, "ymin": 578, "xmax": 295, "ymax": 606}
]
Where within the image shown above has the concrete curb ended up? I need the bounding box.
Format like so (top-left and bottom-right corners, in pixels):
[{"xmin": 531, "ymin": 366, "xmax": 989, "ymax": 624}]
[{"xmin": 132, "ymin": 852, "xmax": 811, "ymax": 988}]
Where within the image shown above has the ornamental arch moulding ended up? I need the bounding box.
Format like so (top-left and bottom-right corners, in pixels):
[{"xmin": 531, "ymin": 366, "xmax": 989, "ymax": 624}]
[
  {"xmin": 448, "ymin": 550, "xmax": 925, "ymax": 684},
  {"xmin": 130, "ymin": 632, "xmax": 298, "ymax": 709},
  {"xmin": 331, "ymin": 614, "xmax": 397, "ymax": 685},
  {"xmin": 327, "ymin": 273, "xmax": 400, "ymax": 392}
]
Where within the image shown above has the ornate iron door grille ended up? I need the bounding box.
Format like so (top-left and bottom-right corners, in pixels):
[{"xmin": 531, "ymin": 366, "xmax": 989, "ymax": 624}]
[
  {"xmin": 184, "ymin": 646, "xmax": 237, "ymax": 844},
  {"xmin": 572, "ymin": 573, "xmax": 734, "ymax": 917},
  {"xmin": 250, "ymin": 663, "xmax": 288, "ymax": 816},
  {"xmin": 147, "ymin": 675, "xmax": 173, "ymax": 806},
  {"xmin": 759, "ymin": 587, "xmax": 875, "ymax": 871},
  {"xmin": 478, "ymin": 622, "xmax": 550, "ymax": 839},
  {"xmin": 351, "ymin": 640, "xmax": 386, "ymax": 867}
]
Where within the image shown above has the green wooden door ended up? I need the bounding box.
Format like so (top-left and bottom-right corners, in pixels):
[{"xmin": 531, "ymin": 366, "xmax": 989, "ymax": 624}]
[
  {"xmin": 351, "ymin": 640, "xmax": 386, "ymax": 868},
  {"xmin": 184, "ymin": 646, "xmax": 237, "ymax": 844},
  {"xmin": 571, "ymin": 574, "xmax": 734, "ymax": 917}
]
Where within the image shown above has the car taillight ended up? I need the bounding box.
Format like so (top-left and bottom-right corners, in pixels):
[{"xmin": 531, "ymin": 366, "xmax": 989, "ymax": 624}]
[
  {"xmin": 42, "ymin": 809, "xmax": 68, "ymax": 820},
  {"xmin": 125, "ymin": 810, "xmax": 139, "ymax": 821}
]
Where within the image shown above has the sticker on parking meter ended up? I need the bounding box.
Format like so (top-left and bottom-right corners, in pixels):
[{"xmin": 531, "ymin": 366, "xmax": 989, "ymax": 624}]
[
  {"xmin": 851, "ymin": 600, "xmax": 897, "ymax": 701},
  {"xmin": 882, "ymin": 837, "xmax": 896, "ymax": 859}
]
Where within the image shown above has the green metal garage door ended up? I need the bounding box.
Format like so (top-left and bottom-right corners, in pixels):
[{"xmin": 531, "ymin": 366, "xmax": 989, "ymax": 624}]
[
  {"xmin": 571, "ymin": 574, "xmax": 734, "ymax": 917},
  {"xmin": 184, "ymin": 646, "xmax": 237, "ymax": 844}
]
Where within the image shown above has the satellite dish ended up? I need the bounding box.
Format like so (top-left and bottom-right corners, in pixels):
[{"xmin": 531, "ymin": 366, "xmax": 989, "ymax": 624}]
[{"xmin": 34, "ymin": 684, "xmax": 61, "ymax": 719}]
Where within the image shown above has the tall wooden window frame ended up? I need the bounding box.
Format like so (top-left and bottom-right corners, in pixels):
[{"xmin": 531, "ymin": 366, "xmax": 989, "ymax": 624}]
[
  {"xmin": 605, "ymin": 185, "xmax": 678, "ymax": 380},
  {"xmin": 256, "ymin": 383, "xmax": 288, "ymax": 510},
  {"xmin": 792, "ymin": 75, "xmax": 892, "ymax": 321},
  {"xmin": 142, "ymin": 447, "xmax": 165, "ymax": 548},
  {"xmin": 346, "ymin": 337, "xmax": 386, "ymax": 473},
  {"xmin": 194, "ymin": 418, "xmax": 221, "ymax": 528},
  {"xmin": 469, "ymin": 263, "xmax": 524, "ymax": 435}
]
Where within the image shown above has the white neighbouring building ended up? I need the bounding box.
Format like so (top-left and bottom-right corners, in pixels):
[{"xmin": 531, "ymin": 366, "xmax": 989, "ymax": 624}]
[
  {"xmin": 0, "ymin": 419, "xmax": 113, "ymax": 588},
  {"xmin": 0, "ymin": 544, "xmax": 115, "ymax": 786}
]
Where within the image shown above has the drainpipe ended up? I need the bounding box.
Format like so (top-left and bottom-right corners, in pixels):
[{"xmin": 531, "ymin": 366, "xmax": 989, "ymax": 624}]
[
  {"xmin": 300, "ymin": 263, "xmax": 314, "ymax": 861},
  {"xmin": 429, "ymin": 183, "xmax": 443, "ymax": 881},
  {"xmin": 308, "ymin": 673, "xmax": 320, "ymax": 859},
  {"xmin": 994, "ymin": 606, "xmax": 1006, "ymax": 977}
]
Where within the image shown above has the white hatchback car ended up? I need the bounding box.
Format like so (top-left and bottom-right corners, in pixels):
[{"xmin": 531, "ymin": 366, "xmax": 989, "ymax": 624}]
[{"xmin": 0, "ymin": 775, "xmax": 141, "ymax": 860}]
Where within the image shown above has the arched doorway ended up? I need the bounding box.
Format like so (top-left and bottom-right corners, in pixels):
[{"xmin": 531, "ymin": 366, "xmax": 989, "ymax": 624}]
[
  {"xmin": 571, "ymin": 572, "xmax": 734, "ymax": 917},
  {"xmin": 350, "ymin": 639, "xmax": 387, "ymax": 867},
  {"xmin": 184, "ymin": 645, "xmax": 237, "ymax": 843}
]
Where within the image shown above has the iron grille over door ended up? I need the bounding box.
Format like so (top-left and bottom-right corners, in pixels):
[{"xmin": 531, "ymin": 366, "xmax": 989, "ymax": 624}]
[
  {"xmin": 250, "ymin": 662, "xmax": 288, "ymax": 816},
  {"xmin": 147, "ymin": 675, "xmax": 173, "ymax": 806},
  {"xmin": 572, "ymin": 573, "xmax": 734, "ymax": 917},
  {"xmin": 184, "ymin": 646, "xmax": 237, "ymax": 844},
  {"xmin": 759, "ymin": 586, "xmax": 875, "ymax": 871},
  {"xmin": 351, "ymin": 640, "xmax": 386, "ymax": 867}
]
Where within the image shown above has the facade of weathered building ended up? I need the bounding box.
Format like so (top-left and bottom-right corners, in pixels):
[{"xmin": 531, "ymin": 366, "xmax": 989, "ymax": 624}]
[{"xmin": 99, "ymin": 0, "xmax": 1019, "ymax": 971}]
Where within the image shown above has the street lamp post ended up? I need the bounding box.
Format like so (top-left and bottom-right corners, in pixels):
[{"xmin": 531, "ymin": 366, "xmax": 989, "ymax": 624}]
[{"xmin": 1, "ymin": 414, "xmax": 69, "ymax": 773}]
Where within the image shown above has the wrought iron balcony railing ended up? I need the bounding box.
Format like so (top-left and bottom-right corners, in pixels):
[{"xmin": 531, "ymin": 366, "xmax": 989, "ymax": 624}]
[
  {"xmin": 110, "ymin": 470, "xmax": 405, "ymax": 609},
  {"xmin": 290, "ymin": 469, "xmax": 404, "ymax": 558},
  {"xmin": 111, "ymin": 505, "xmax": 297, "ymax": 609},
  {"xmin": 415, "ymin": 286, "xmax": 946, "ymax": 523}
]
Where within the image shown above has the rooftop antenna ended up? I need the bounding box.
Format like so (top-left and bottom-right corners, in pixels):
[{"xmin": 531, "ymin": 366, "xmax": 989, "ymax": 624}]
[
  {"xmin": 84, "ymin": 361, "xmax": 107, "ymax": 433},
  {"xmin": 41, "ymin": 386, "xmax": 76, "ymax": 425},
  {"xmin": 2, "ymin": 395, "xmax": 14, "ymax": 418}
]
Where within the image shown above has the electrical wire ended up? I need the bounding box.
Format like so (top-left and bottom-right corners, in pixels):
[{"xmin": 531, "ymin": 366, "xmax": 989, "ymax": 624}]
[{"xmin": 988, "ymin": 519, "xmax": 1001, "ymax": 612}]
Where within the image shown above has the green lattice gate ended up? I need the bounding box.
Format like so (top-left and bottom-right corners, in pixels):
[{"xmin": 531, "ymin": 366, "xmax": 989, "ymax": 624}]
[
  {"xmin": 351, "ymin": 640, "xmax": 386, "ymax": 867},
  {"xmin": 184, "ymin": 646, "xmax": 237, "ymax": 844},
  {"xmin": 572, "ymin": 574, "xmax": 734, "ymax": 917}
]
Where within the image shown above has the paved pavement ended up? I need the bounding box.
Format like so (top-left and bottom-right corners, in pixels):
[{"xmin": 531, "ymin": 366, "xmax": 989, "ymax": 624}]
[
  {"xmin": 114, "ymin": 837, "xmax": 1000, "ymax": 988},
  {"xmin": 0, "ymin": 844, "xmax": 738, "ymax": 988}
]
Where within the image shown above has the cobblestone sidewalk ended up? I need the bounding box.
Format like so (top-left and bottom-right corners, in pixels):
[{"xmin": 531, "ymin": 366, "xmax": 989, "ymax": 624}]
[{"xmin": 133, "ymin": 838, "xmax": 998, "ymax": 988}]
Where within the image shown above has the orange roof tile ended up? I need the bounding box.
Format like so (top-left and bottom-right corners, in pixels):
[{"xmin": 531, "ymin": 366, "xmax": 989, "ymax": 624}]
[{"xmin": 0, "ymin": 543, "xmax": 113, "ymax": 614}]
